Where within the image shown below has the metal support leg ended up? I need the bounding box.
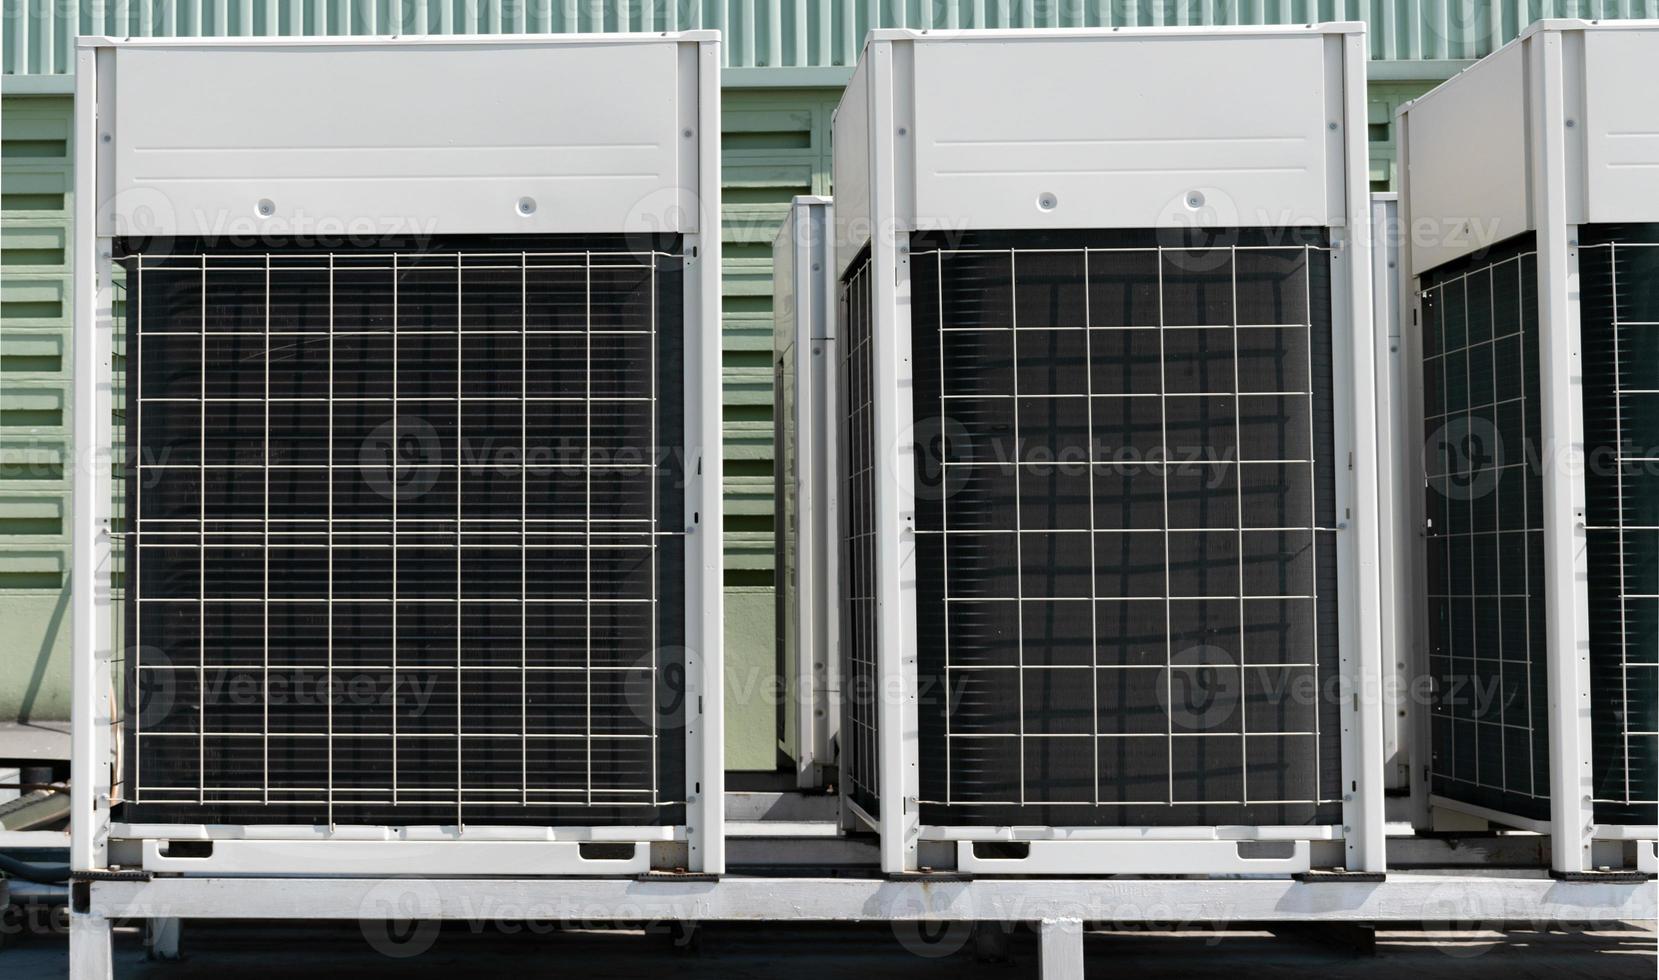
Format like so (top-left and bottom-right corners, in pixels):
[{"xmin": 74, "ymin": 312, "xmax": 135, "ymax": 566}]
[
  {"xmin": 1038, "ymin": 919, "xmax": 1085, "ymax": 980},
  {"xmin": 69, "ymin": 912, "xmax": 114, "ymax": 980},
  {"xmin": 147, "ymin": 917, "xmax": 183, "ymax": 961}
]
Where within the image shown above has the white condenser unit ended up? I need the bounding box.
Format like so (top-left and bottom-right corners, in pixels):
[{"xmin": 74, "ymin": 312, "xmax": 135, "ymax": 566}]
[
  {"xmin": 832, "ymin": 26, "xmax": 1389, "ymax": 876},
  {"xmin": 70, "ymin": 33, "xmax": 726, "ymax": 877},
  {"xmin": 1396, "ymin": 19, "xmax": 1659, "ymax": 877},
  {"xmin": 773, "ymin": 197, "xmax": 840, "ymax": 790}
]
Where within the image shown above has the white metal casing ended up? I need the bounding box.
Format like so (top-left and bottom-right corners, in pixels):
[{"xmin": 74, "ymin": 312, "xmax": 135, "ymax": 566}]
[
  {"xmin": 72, "ymin": 32, "xmax": 726, "ymax": 877},
  {"xmin": 832, "ymin": 25, "xmax": 1388, "ymax": 876},
  {"xmin": 772, "ymin": 196, "xmax": 840, "ymax": 791},
  {"xmin": 1395, "ymin": 19, "xmax": 1659, "ymax": 875},
  {"xmin": 92, "ymin": 35, "xmax": 708, "ymax": 239},
  {"xmin": 834, "ymin": 24, "xmax": 1366, "ymax": 280},
  {"xmin": 1400, "ymin": 20, "xmax": 1659, "ymax": 277}
]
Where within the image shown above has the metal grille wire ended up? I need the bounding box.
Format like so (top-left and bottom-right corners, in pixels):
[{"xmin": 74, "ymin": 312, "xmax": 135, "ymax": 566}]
[
  {"xmin": 1581, "ymin": 225, "xmax": 1659, "ymax": 825},
  {"xmin": 838, "ymin": 250, "xmax": 881, "ymax": 820},
  {"xmin": 119, "ymin": 237, "xmax": 688, "ymax": 827},
  {"xmin": 908, "ymin": 229, "xmax": 1342, "ymax": 828},
  {"xmin": 1420, "ymin": 233, "xmax": 1551, "ymax": 822}
]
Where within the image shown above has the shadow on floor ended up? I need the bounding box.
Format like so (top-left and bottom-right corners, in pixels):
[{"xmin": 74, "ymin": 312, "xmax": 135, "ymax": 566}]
[{"xmin": 0, "ymin": 919, "xmax": 1652, "ymax": 979}]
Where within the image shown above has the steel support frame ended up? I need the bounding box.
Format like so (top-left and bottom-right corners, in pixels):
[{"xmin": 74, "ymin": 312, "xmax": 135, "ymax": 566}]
[
  {"xmin": 76, "ymin": 873, "xmax": 1657, "ymax": 924},
  {"xmin": 61, "ymin": 872, "xmax": 1658, "ymax": 980},
  {"xmin": 879, "ymin": 28, "xmax": 1389, "ymax": 876},
  {"xmin": 70, "ymin": 34, "xmax": 727, "ymax": 882}
]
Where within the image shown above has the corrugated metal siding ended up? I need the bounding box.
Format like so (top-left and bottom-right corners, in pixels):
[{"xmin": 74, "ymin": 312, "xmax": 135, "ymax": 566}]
[
  {"xmin": 0, "ymin": 96, "xmax": 74, "ymax": 720},
  {"xmin": 6, "ymin": 0, "xmax": 1659, "ymax": 76}
]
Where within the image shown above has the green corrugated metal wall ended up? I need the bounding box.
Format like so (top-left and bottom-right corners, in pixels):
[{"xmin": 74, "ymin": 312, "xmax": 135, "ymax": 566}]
[
  {"xmin": 6, "ymin": 0, "xmax": 1659, "ymax": 76},
  {"xmin": 5, "ymin": 0, "xmax": 1607, "ymax": 762},
  {"xmin": 0, "ymin": 98, "xmax": 74, "ymax": 722}
]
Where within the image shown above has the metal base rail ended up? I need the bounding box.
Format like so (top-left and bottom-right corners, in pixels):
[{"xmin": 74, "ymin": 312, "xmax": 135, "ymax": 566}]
[{"xmin": 69, "ymin": 873, "xmax": 1657, "ymax": 980}]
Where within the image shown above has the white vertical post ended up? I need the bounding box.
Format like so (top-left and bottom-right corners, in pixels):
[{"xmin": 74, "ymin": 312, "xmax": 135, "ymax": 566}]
[
  {"xmin": 683, "ymin": 35, "xmax": 726, "ymax": 875},
  {"xmin": 146, "ymin": 917, "xmax": 183, "ymax": 961},
  {"xmin": 1337, "ymin": 29, "xmax": 1389, "ymax": 875},
  {"xmin": 867, "ymin": 38, "xmax": 921, "ymax": 874},
  {"xmin": 1038, "ymin": 919, "xmax": 1086, "ymax": 980},
  {"xmin": 1531, "ymin": 29, "xmax": 1595, "ymax": 877},
  {"xmin": 70, "ymin": 911, "xmax": 115, "ymax": 980},
  {"xmin": 72, "ymin": 42, "xmax": 115, "ymax": 875},
  {"xmin": 1393, "ymin": 106, "xmax": 1436, "ymax": 833}
]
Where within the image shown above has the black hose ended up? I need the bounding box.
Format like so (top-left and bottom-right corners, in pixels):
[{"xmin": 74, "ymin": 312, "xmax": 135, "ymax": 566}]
[{"xmin": 0, "ymin": 852, "xmax": 70, "ymax": 885}]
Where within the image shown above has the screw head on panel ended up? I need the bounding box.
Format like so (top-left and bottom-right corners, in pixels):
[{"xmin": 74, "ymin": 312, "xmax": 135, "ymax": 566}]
[
  {"xmin": 256, "ymin": 199, "xmax": 275, "ymax": 217},
  {"xmin": 517, "ymin": 197, "xmax": 537, "ymax": 217},
  {"xmin": 1037, "ymin": 192, "xmax": 1058, "ymax": 212}
]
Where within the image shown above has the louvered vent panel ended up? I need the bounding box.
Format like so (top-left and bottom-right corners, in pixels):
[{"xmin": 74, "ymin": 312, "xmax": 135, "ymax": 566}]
[
  {"xmin": 908, "ymin": 229, "xmax": 1343, "ymax": 828},
  {"xmin": 120, "ymin": 235, "xmax": 688, "ymax": 827}
]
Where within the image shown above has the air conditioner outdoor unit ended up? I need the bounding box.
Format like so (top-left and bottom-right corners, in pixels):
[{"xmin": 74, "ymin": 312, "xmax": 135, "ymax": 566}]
[
  {"xmin": 70, "ymin": 33, "xmax": 726, "ymax": 876},
  {"xmin": 773, "ymin": 196, "xmax": 841, "ymax": 790},
  {"xmin": 831, "ymin": 25, "xmax": 1389, "ymax": 876},
  {"xmin": 1395, "ymin": 18, "xmax": 1658, "ymax": 877}
]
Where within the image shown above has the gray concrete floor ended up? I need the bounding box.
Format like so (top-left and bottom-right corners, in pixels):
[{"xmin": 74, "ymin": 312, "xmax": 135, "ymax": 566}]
[{"xmin": 0, "ymin": 920, "xmax": 1653, "ymax": 979}]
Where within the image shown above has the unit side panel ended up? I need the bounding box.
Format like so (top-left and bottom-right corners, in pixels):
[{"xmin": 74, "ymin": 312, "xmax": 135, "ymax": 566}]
[
  {"xmin": 1419, "ymin": 233, "xmax": 1552, "ymax": 823},
  {"xmin": 832, "ymin": 63, "xmax": 872, "ymax": 280},
  {"xmin": 1401, "ymin": 43, "xmax": 1531, "ymax": 276}
]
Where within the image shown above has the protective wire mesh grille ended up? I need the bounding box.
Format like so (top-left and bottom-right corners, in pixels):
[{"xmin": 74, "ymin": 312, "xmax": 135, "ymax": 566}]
[
  {"xmin": 120, "ymin": 235, "xmax": 687, "ymax": 827},
  {"xmin": 838, "ymin": 249, "xmax": 880, "ymax": 819},
  {"xmin": 1581, "ymin": 225, "xmax": 1659, "ymax": 825},
  {"xmin": 1421, "ymin": 234, "xmax": 1551, "ymax": 822},
  {"xmin": 910, "ymin": 229, "xmax": 1342, "ymax": 828}
]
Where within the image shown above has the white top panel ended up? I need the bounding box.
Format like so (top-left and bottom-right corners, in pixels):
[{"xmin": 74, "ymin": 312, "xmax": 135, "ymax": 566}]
[
  {"xmin": 1398, "ymin": 41, "xmax": 1530, "ymax": 275},
  {"xmin": 1583, "ymin": 26, "xmax": 1659, "ymax": 224},
  {"xmin": 1401, "ymin": 20, "xmax": 1659, "ymax": 275},
  {"xmin": 832, "ymin": 26, "xmax": 1359, "ymax": 266},
  {"xmin": 93, "ymin": 35, "xmax": 713, "ymax": 238}
]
